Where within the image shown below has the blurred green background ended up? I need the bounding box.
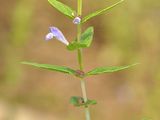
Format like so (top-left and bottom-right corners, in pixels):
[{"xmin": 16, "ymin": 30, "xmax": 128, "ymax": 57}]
[{"xmin": 0, "ymin": 0, "xmax": 160, "ymax": 120}]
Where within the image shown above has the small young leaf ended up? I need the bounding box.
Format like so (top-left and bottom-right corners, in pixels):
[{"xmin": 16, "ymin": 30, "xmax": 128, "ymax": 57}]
[
  {"xmin": 70, "ymin": 96, "xmax": 84, "ymax": 107},
  {"xmin": 86, "ymin": 63, "xmax": 139, "ymax": 76},
  {"xmin": 67, "ymin": 27, "xmax": 94, "ymax": 51},
  {"xmin": 86, "ymin": 100, "xmax": 97, "ymax": 105},
  {"xmin": 67, "ymin": 41, "xmax": 80, "ymax": 51},
  {"xmin": 21, "ymin": 61, "xmax": 76, "ymax": 75},
  {"xmin": 70, "ymin": 96, "xmax": 97, "ymax": 107},
  {"xmin": 80, "ymin": 26, "xmax": 94, "ymax": 47},
  {"xmin": 82, "ymin": 0, "xmax": 124, "ymax": 23},
  {"xmin": 48, "ymin": 0, "xmax": 75, "ymax": 18}
]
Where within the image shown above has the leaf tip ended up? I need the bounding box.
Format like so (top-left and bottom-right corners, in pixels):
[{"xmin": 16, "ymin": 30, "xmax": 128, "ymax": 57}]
[
  {"xmin": 132, "ymin": 62, "xmax": 140, "ymax": 66},
  {"xmin": 21, "ymin": 61, "xmax": 27, "ymax": 64},
  {"xmin": 21, "ymin": 61, "xmax": 33, "ymax": 65},
  {"xmin": 90, "ymin": 26, "xmax": 94, "ymax": 31}
]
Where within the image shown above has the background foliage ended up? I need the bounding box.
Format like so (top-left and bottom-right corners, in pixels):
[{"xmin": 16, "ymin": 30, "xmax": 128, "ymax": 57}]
[{"xmin": 0, "ymin": 0, "xmax": 160, "ymax": 120}]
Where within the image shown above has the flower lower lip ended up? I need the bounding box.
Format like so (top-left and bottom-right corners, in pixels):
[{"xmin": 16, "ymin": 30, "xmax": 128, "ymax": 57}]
[
  {"xmin": 45, "ymin": 27, "xmax": 69, "ymax": 46},
  {"xmin": 45, "ymin": 32, "xmax": 54, "ymax": 40}
]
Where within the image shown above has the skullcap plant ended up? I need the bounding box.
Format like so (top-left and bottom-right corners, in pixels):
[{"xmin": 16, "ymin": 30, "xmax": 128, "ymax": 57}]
[{"xmin": 22, "ymin": 0, "xmax": 139, "ymax": 119}]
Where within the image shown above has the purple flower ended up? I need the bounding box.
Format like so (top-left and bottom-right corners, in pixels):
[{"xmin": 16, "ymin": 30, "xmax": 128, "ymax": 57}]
[
  {"xmin": 73, "ymin": 17, "xmax": 81, "ymax": 24},
  {"xmin": 45, "ymin": 27, "xmax": 69, "ymax": 46}
]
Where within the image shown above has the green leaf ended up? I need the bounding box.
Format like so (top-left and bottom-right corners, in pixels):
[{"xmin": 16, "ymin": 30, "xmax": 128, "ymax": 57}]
[
  {"xmin": 86, "ymin": 63, "xmax": 139, "ymax": 76},
  {"xmin": 21, "ymin": 61, "xmax": 76, "ymax": 75},
  {"xmin": 80, "ymin": 27, "xmax": 94, "ymax": 47},
  {"xmin": 82, "ymin": 0, "xmax": 124, "ymax": 23},
  {"xmin": 67, "ymin": 27, "xmax": 94, "ymax": 51},
  {"xmin": 86, "ymin": 99, "xmax": 97, "ymax": 105},
  {"xmin": 67, "ymin": 41, "xmax": 80, "ymax": 51},
  {"xmin": 70, "ymin": 96, "xmax": 84, "ymax": 107},
  {"xmin": 48, "ymin": 0, "xmax": 75, "ymax": 18},
  {"xmin": 70, "ymin": 96, "xmax": 97, "ymax": 107}
]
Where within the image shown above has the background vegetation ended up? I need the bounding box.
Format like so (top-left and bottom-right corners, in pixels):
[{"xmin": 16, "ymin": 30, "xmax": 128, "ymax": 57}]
[{"xmin": 0, "ymin": 0, "xmax": 160, "ymax": 120}]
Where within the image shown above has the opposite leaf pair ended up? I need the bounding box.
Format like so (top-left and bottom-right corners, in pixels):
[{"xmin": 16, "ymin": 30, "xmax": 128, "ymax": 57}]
[
  {"xmin": 48, "ymin": 0, "xmax": 124, "ymax": 23},
  {"xmin": 70, "ymin": 96, "xmax": 97, "ymax": 107},
  {"xmin": 21, "ymin": 62, "xmax": 139, "ymax": 78}
]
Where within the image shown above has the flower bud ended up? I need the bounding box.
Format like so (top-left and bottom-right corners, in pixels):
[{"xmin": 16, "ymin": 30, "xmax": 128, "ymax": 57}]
[{"xmin": 73, "ymin": 17, "xmax": 81, "ymax": 24}]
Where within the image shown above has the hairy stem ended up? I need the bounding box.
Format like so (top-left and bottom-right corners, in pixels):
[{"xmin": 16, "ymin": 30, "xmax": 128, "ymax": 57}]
[{"xmin": 77, "ymin": 0, "xmax": 91, "ymax": 120}]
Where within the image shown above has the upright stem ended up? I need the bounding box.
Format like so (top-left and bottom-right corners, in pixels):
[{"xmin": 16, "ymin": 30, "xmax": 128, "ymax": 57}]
[
  {"xmin": 80, "ymin": 79, "xmax": 91, "ymax": 120},
  {"xmin": 77, "ymin": 25, "xmax": 83, "ymax": 70},
  {"xmin": 77, "ymin": 0, "xmax": 91, "ymax": 120},
  {"xmin": 77, "ymin": 0, "xmax": 82, "ymax": 16}
]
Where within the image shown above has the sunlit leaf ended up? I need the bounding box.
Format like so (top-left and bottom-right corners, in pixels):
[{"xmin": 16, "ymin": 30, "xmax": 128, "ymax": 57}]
[
  {"xmin": 82, "ymin": 0, "xmax": 124, "ymax": 23},
  {"xmin": 80, "ymin": 26, "xmax": 94, "ymax": 47},
  {"xmin": 67, "ymin": 27, "xmax": 94, "ymax": 50},
  {"xmin": 48, "ymin": 0, "xmax": 75, "ymax": 18},
  {"xmin": 21, "ymin": 61, "xmax": 76, "ymax": 75},
  {"xmin": 86, "ymin": 63, "xmax": 139, "ymax": 76}
]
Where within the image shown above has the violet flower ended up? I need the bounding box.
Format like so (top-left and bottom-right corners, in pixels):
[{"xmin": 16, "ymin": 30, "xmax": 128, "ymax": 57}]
[
  {"xmin": 73, "ymin": 17, "xmax": 81, "ymax": 24},
  {"xmin": 45, "ymin": 27, "xmax": 69, "ymax": 46}
]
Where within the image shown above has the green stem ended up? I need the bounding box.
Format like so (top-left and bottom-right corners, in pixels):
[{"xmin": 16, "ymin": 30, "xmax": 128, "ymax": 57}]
[
  {"xmin": 78, "ymin": 49, "xmax": 83, "ymax": 70},
  {"xmin": 77, "ymin": 0, "xmax": 82, "ymax": 16},
  {"xmin": 81, "ymin": 79, "xmax": 91, "ymax": 120},
  {"xmin": 77, "ymin": 0, "xmax": 91, "ymax": 120},
  {"xmin": 77, "ymin": 24, "xmax": 83, "ymax": 70}
]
